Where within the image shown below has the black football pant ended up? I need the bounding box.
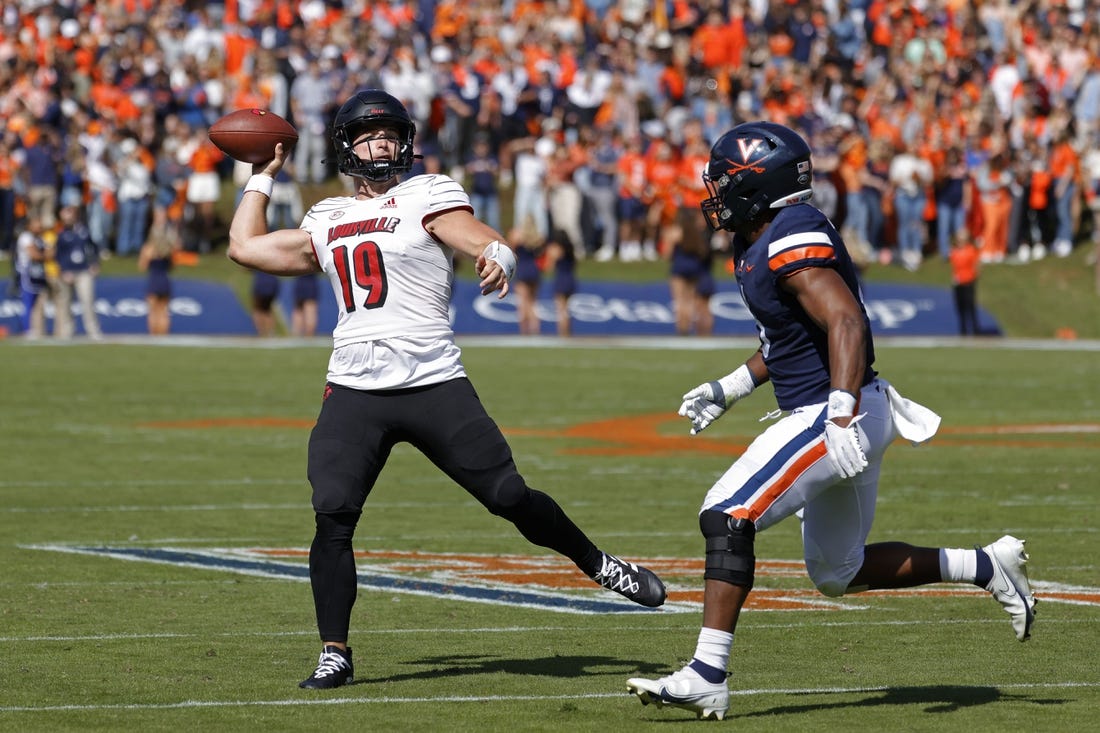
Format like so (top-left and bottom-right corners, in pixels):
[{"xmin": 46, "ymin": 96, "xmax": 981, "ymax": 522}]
[{"xmin": 306, "ymin": 378, "xmax": 601, "ymax": 642}]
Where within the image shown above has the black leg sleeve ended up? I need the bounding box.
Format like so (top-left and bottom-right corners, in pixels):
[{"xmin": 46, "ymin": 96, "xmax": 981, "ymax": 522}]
[{"xmin": 309, "ymin": 511, "xmax": 360, "ymax": 643}]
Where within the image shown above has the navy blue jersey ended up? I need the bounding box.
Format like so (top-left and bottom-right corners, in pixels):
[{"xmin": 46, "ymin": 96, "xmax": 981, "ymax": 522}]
[{"xmin": 732, "ymin": 204, "xmax": 875, "ymax": 410}]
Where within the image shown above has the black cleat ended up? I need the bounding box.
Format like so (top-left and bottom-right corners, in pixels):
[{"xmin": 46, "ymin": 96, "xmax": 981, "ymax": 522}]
[
  {"xmin": 591, "ymin": 552, "xmax": 666, "ymax": 607},
  {"xmin": 299, "ymin": 645, "xmax": 354, "ymax": 689}
]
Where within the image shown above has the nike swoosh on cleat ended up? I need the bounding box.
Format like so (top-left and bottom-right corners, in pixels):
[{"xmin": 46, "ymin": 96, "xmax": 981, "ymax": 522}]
[{"xmin": 658, "ymin": 689, "xmax": 716, "ymax": 704}]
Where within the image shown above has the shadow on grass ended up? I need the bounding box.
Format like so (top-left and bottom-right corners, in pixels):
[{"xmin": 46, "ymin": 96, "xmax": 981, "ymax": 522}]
[
  {"xmin": 357, "ymin": 653, "xmax": 668, "ymax": 684},
  {"xmin": 739, "ymin": 685, "xmax": 1069, "ymax": 717}
]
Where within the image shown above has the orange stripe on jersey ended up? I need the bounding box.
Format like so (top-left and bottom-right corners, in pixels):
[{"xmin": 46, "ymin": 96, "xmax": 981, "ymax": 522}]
[
  {"xmin": 742, "ymin": 441, "xmax": 828, "ymax": 522},
  {"xmin": 769, "ymin": 245, "xmax": 835, "ymax": 271}
]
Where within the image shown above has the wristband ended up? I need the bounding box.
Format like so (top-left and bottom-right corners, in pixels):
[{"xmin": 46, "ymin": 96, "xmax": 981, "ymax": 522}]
[
  {"xmin": 483, "ymin": 240, "xmax": 516, "ymax": 281},
  {"xmin": 244, "ymin": 174, "xmax": 274, "ymax": 197},
  {"xmin": 714, "ymin": 364, "xmax": 758, "ymax": 407},
  {"xmin": 827, "ymin": 389, "xmax": 858, "ymax": 420}
]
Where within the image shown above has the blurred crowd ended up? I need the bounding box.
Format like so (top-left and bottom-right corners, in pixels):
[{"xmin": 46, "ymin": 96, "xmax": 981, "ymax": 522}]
[{"xmin": 3, "ymin": 0, "xmax": 1100, "ymax": 295}]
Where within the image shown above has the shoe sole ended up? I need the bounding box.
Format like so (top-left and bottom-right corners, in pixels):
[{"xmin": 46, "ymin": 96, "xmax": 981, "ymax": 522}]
[
  {"xmin": 988, "ymin": 535, "xmax": 1037, "ymax": 641},
  {"xmin": 627, "ymin": 679, "xmax": 728, "ymax": 721},
  {"xmin": 299, "ymin": 675, "xmax": 353, "ymax": 689}
]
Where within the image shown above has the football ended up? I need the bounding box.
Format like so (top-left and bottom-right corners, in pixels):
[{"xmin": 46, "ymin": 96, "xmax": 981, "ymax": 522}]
[{"xmin": 208, "ymin": 109, "xmax": 298, "ymax": 164}]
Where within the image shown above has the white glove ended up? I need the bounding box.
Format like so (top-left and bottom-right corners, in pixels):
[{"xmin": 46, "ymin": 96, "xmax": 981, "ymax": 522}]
[
  {"xmin": 679, "ymin": 364, "xmax": 757, "ymax": 435},
  {"xmin": 823, "ymin": 389, "xmax": 868, "ymax": 478}
]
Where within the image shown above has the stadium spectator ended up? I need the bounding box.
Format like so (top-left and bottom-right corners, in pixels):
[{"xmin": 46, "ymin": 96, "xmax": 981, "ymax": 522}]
[
  {"xmin": 20, "ymin": 125, "xmax": 61, "ymax": 231},
  {"xmin": 583, "ymin": 127, "xmax": 621, "ymax": 262},
  {"xmin": 15, "ymin": 217, "xmax": 50, "ymax": 338},
  {"xmin": 250, "ymin": 271, "xmax": 280, "ymax": 337},
  {"xmin": 975, "ymin": 152, "xmax": 1016, "ymax": 264},
  {"xmin": 545, "ymin": 229, "xmax": 576, "ymax": 337},
  {"xmin": 510, "ymin": 135, "xmax": 552, "ymax": 242},
  {"xmin": 179, "ymin": 124, "xmax": 224, "ymax": 254},
  {"xmin": 889, "ymin": 142, "xmax": 934, "ymax": 271},
  {"xmin": 667, "ymin": 125, "xmax": 718, "ymax": 337},
  {"xmin": 0, "ymin": 135, "xmax": 18, "ymax": 259},
  {"xmin": 510, "ymin": 223, "xmax": 542, "ymax": 336},
  {"xmin": 114, "ymin": 138, "xmax": 154, "ymax": 257},
  {"xmin": 614, "ymin": 133, "xmax": 649, "ymax": 262},
  {"xmin": 53, "ymin": 204, "xmax": 103, "ymax": 340},
  {"xmin": 545, "ymin": 136, "xmax": 586, "ymax": 262},
  {"xmin": 644, "ymin": 135, "xmax": 680, "ymax": 261},
  {"xmin": 2, "ymin": 0, "xmax": 1097, "ymax": 274},
  {"xmin": 290, "ymin": 274, "xmax": 320, "ymax": 338},
  {"xmin": 949, "ymin": 228, "xmax": 982, "ymax": 336},
  {"xmin": 933, "ymin": 147, "xmax": 972, "ymax": 262},
  {"xmin": 226, "ymin": 89, "xmax": 666, "ymax": 690},
  {"xmin": 464, "ymin": 133, "xmax": 502, "ymax": 233},
  {"xmin": 138, "ymin": 228, "xmax": 175, "ymax": 336},
  {"xmin": 1049, "ymin": 128, "xmax": 1081, "ymax": 257},
  {"xmin": 288, "ymin": 56, "xmax": 333, "ymax": 185}
]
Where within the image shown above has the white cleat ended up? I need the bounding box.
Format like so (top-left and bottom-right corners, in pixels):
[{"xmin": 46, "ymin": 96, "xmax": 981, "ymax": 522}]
[
  {"xmin": 981, "ymin": 535, "xmax": 1037, "ymax": 641},
  {"xmin": 627, "ymin": 666, "xmax": 729, "ymax": 721}
]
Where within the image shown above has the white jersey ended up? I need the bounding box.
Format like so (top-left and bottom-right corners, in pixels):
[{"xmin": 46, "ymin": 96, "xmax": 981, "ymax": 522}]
[{"xmin": 302, "ymin": 174, "xmax": 473, "ymax": 390}]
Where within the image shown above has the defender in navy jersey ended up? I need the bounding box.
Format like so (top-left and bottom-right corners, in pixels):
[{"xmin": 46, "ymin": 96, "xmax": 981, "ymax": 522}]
[
  {"xmin": 627, "ymin": 122, "xmax": 1036, "ymax": 720},
  {"xmin": 227, "ymin": 90, "xmax": 665, "ymax": 691}
]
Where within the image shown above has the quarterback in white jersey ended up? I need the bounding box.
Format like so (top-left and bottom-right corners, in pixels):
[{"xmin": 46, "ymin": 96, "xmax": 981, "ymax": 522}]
[
  {"xmin": 227, "ymin": 89, "xmax": 666, "ymax": 691},
  {"xmin": 304, "ymin": 174, "xmax": 479, "ymax": 389}
]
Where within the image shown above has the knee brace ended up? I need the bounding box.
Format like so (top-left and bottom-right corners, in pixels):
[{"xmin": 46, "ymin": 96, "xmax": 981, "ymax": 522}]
[{"xmin": 700, "ymin": 510, "xmax": 756, "ymax": 589}]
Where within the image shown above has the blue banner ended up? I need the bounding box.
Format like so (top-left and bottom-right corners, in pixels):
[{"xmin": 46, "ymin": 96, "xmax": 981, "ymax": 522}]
[
  {"xmin": 278, "ymin": 277, "xmax": 998, "ymax": 338},
  {"xmin": 448, "ymin": 279, "xmax": 1000, "ymax": 337},
  {"xmin": 2, "ymin": 276, "xmax": 999, "ymax": 338},
  {"xmin": 0, "ymin": 276, "xmax": 255, "ymax": 335}
]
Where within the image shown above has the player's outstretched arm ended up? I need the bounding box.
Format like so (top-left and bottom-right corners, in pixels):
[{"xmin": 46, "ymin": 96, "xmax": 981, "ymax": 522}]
[
  {"xmin": 679, "ymin": 350, "xmax": 768, "ymax": 435},
  {"xmin": 426, "ymin": 209, "xmax": 515, "ymax": 298}
]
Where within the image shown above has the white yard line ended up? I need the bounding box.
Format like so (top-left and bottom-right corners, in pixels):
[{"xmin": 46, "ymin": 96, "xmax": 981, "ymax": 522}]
[{"xmin": 3, "ymin": 682, "xmax": 1099, "ymax": 713}]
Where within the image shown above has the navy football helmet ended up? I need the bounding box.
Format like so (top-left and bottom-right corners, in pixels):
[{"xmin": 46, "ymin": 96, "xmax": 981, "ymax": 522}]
[
  {"xmin": 700, "ymin": 121, "xmax": 814, "ymax": 231},
  {"xmin": 332, "ymin": 89, "xmax": 417, "ymax": 181}
]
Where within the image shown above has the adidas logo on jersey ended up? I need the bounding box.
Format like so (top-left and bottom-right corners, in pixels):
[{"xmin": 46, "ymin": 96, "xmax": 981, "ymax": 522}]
[{"xmin": 381, "ymin": 197, "xmax": 397, "ymax": 209}]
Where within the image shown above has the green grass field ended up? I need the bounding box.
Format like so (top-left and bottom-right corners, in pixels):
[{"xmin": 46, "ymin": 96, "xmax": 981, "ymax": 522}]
[{"xmin": 1, "ymin": 340, "xmax": 1097, "ymax": 732}]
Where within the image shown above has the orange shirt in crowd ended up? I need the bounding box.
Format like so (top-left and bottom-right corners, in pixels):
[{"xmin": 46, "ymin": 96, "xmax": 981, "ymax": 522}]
[
  {"xmin": 224, "ymin": 30, "xmax": 257, "ymax": 77},
  {"xmin": 692, "ymin": 19, "xmax": 732, "ymax": 70},
  {"xmin": 646, "ymin": 147, "xmax": 681, "ymax": 222},
  {"xmin": 189, "ymin": 141, "xmax": 224, "ymax": 174},
  {"xmin": 677, "ymin": 152, "xmax": 710, "ymax": 209},
  {"xmin": 949, "ymin": 240, "xmax": 979, "ymax": 285},
  {"xmin": 1049, "ymin": 140, "xmax": 1079, "ymax": 181},
  {"xmin": 618, "ymin": 149, "xmax": 648, "ymax": 200}
]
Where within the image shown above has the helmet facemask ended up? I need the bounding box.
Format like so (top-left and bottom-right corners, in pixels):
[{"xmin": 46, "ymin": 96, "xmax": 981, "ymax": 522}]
[{"xmin": 334, "ymin": 121, "xmax": 416, "ymax": 181}]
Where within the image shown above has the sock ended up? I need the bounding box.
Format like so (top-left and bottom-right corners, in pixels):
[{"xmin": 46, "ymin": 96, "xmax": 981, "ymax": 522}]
[
  {"xmin": 689, "ymin": 658, "xmax": 727, "ymax": 683},
  {"xmin": 690, "ymin": 627, "xmax": 733, "ymax": 682},
  {"xmin": 939, "ymin": 547, "xmax": 991, "ymax": 586},
  {"xmin": 975, "ymin": 549, "xmax": 994, "ymax": 588}
]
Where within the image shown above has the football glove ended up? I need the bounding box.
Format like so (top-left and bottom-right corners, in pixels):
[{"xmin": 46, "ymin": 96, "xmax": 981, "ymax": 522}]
[
  {"xmin": 823, "ymin": 389, "xmax": 868, "ymax": 478},
  {"xmin": 679, "ymin": 364, "xmax": 757, "ymax": 435}
]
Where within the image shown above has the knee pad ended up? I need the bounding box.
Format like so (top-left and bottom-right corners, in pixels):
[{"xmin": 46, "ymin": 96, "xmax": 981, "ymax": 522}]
[
  {"xmin": 700, "ymin": 510, "xmax": 756, "ymax": 589},
  {"xmin": 314, "ymin": 511, "xmax": 358, "ymax": 546},
  {"xmin": 482, "ymin": 473, "xmax": 529, "ymax": 517}
]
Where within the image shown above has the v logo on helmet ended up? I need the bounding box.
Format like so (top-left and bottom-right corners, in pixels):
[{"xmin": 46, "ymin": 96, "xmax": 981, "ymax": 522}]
[{"xmin": 736, "ymin": 138, "xmax": 764, "ymax": 161}]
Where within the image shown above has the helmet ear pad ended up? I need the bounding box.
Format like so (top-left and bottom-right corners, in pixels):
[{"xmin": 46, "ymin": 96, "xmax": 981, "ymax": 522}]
[
  {"xmin": 700, "ymin": 122, "xmax": 814, "ymax": 231},
  {"xmin": 332, "ymin": 89, "xmax": 417, "ymax": 181}
]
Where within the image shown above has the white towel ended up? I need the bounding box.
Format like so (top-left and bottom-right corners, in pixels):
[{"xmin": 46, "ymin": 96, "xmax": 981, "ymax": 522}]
[{"xmin": 881, "ymin": 380, "xmax": 941, "ymax": 445}]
